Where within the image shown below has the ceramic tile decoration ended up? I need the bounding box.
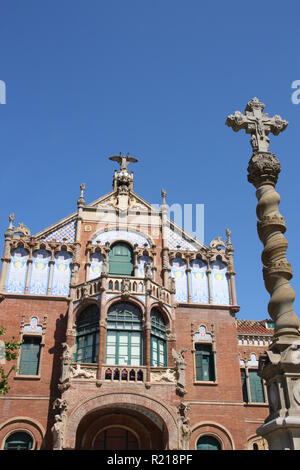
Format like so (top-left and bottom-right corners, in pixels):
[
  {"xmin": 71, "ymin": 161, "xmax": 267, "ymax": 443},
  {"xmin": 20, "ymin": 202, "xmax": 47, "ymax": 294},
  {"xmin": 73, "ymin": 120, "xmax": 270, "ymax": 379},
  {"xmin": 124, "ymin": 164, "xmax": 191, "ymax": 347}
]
[
  {"xmin": 45, "ymin": 219, "xmax": 77, "ymax": 243},
  {"xmin": 6, "ymin": 247, "xmax": 29, "ymax": 294},
  {"xmin": 211, "ymin": 260, "xmax": 230, "ymax": 305}
]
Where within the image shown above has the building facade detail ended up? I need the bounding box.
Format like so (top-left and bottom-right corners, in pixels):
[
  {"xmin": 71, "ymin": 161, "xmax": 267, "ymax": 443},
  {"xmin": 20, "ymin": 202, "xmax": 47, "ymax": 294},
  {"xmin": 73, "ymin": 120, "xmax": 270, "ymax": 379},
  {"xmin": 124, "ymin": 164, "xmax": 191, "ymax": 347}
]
[{"xmin": 0, "ymin": 154, "xmax": 273, "ymax": 450}]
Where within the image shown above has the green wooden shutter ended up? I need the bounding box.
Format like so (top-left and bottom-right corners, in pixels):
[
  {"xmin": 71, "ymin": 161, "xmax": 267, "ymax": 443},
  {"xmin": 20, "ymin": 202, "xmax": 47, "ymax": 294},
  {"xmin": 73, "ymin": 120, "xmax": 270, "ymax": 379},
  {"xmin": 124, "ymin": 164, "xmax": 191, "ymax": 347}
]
[
  {"xmin": 249, "ymin": 370, "xmax": 265, "ymax": 403},
  {"xmin": 195, "ymin": 344, "xmax": 215, "ymax": 381},
  {"xmin": 19, "ymin": 337, "xmax": 41, "ymax": 375},
  {"xmin": 4, "ymin": 432, "xmax": 33, "ymax": 450},
  {"xmin": 197, "ymin": 436, "xmax": 221, "ymax": 450},
  {"xmin": 109, "ymin": 243, "xmax": 134, "ymax": 276},
  {"xmin": 241, "ymin": 369, "xmax": 249, "ymax": 402}
]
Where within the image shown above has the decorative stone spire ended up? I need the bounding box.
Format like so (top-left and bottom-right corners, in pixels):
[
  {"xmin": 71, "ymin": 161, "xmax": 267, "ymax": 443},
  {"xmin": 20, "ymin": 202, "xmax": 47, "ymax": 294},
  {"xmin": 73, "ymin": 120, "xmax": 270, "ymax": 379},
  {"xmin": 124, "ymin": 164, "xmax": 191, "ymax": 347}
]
[
  {"xmin": 77, "ymin": 183, "xmax": 86, "ymax": 209},
  {"xmin": 109, "ymin": 152, "xmax": 138, "ymax": 192}
]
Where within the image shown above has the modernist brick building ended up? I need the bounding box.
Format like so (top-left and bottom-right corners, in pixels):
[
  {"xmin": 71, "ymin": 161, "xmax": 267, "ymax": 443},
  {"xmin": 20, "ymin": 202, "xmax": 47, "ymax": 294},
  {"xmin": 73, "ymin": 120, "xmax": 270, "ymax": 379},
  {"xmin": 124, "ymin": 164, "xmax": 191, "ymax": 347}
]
[{"xmin": 0, "ymin": 155, "xmax": 273, "ymax": 450}]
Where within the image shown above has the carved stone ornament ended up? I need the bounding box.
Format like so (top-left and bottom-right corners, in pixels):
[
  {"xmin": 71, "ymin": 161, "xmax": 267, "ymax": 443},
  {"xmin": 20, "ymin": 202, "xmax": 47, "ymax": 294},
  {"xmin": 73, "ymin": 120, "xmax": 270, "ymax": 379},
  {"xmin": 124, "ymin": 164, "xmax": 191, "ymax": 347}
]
[
  {"xmin": 51, "ymin": 398, "xmax": 68, "ymax": 450},
  {"xmin": 70, "ymin": 363, "xmax": 97, "ymax": 379},
  {"xmin": 150, "ymin": 368, "xmax": 176, "ymax": 384},
  {"xmin": 247, "ymin": 152, "xmax": 281, "ymax": 187},
  {"xmin": 172, "ymin": 348, "xmax": 187, "ymax": 396}
]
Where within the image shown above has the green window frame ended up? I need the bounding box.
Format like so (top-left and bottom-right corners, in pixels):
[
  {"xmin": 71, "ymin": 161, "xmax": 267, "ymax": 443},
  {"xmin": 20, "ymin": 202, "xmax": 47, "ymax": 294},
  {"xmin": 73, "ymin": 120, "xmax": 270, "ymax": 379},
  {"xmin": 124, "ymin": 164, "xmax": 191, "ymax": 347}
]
[
  {"xmin": 240, "ymin": 369, "xmax": 265, "ymax": 403},
  {"xmin": 109, "ymin": 242, "xmax": 134, "ymax": 276},
  {"xmin": 105, "ymin": 302, "xmax": 143, "ymax": 366},
  {"xmin": 196, "ymin": 435, "xmax": 221, "ymax": 450},
  {"xmin": 195, "ymin": 343, "xmax": 215, "ymax": 381},
  {"xmin": 75, "ymin": 305, "xmax": 100, "ymax": 364},
  {"xmin": 150, "ymin": 309, "xmax": 167, "ymax": 367},
  {"xmin": 19, "ymin": 336, "xmax": 41, "ymax": 376},
  {"xmin": 4, "ymin": 432, "xmax": 33, "ymax": 450},
  {"xmin": 249, "ymin": 369, "xmax": 265, "ymax": 403}
]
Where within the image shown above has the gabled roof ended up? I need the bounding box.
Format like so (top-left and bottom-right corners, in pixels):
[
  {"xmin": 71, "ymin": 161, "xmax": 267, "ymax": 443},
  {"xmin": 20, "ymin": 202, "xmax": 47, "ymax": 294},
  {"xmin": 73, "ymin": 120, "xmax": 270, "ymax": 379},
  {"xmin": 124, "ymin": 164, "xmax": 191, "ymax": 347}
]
[
  {"xmin": 236, "ymin": 319, "xmax": 274, "ymax": 335},
  {"xmin": 33, "ymin": 188, "xmax": 207, "ymax": 250}
]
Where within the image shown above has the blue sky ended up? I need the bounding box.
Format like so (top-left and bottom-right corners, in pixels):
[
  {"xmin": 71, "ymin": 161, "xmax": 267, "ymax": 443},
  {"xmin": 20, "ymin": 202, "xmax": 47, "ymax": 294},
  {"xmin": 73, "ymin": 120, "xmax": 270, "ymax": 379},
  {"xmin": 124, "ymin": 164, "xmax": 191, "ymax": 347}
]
[{"xmin": 0, "ymin": 1, "xmax": 299, "ymax": 320}]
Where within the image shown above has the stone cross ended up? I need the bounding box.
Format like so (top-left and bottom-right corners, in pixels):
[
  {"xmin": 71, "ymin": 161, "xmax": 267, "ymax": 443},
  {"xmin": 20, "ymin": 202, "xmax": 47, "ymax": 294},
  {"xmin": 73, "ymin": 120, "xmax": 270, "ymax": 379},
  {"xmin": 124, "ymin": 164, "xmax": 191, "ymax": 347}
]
[{"xmin": 225, "ymin": 97, "xmax": 288, "ymax": 153}]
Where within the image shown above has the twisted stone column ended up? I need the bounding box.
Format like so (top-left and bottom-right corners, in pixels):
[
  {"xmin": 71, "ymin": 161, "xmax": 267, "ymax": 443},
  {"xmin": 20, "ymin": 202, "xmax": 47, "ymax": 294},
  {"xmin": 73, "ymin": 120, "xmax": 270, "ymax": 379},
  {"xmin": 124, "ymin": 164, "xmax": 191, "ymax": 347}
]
[
  {"xmin": 247, "ymin": 152, "xmax": 299, "ymax": 338},
  {"xmin": 226, "ymin": 98, "xmax": 300, "ymax": 449}
]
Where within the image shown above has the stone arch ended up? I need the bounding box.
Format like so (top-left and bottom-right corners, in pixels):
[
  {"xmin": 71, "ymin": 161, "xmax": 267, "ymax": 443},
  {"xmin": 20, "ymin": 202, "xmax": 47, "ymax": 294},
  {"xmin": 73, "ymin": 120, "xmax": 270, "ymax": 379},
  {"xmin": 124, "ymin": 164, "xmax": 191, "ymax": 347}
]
[
  {"xmin": 247, "ymin": 434, "xmax": 268, "ymax": 450},
  {"xmin": 190, "ymin": 421, "xmax": 235, "ymax": 450},
  {"xmin": 65, "ymin": 392, "xmax": 179, "ymax": 449},
  {"xmin": 91, "ymin": 228, "xmax": 154, "ymax": 248},
  {"xmin": 0, "ymin": 416, "xmax": 45, "ymax": 450}
]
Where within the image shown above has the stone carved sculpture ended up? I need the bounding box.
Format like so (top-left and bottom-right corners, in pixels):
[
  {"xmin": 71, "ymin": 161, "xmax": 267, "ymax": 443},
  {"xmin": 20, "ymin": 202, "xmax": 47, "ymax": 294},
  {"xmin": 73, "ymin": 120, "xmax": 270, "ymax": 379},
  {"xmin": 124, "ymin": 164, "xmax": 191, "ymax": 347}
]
[
  {"xmin": 59, "ymin": 342, "xmax": 73, "ymax": 387},
  {"xmin": 70, "ymin": 363, "xmax": 96, "ymax": 379},
  {"xmin": 177, "ymin": 402, "xmax": 191, "ymax": 450},
  {"xmin": 209, "ymin": 236, "xmax": 226, "ymax": 249},
  {"xmin": 51, "ymin": 398, "xmax": 68, "ymax": 450},
  {"xmin": 151, "ymin": 368, "xmax": 176, "ymax": 384},
  {"xmin": 172, "ymin": 348, "xmax": 187, "ymax": 396},
  {"xmin": 144, "ymin": 262, "xmax": 152, "ymax": 279}
]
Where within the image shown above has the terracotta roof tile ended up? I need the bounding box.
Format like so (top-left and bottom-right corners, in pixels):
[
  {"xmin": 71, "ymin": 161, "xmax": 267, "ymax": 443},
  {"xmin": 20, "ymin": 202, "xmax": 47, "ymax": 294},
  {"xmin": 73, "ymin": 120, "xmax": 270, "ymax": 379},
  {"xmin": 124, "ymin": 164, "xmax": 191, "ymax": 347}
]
[{"xmin": 236, "ymin": 319, "xmax": 274, "ymax": 335}]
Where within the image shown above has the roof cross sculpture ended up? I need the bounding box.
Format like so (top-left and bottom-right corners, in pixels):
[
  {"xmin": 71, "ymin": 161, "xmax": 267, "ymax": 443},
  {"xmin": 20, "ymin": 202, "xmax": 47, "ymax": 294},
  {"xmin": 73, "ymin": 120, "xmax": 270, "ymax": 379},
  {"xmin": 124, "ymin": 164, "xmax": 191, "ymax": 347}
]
[
  {"xmin": 225, "ymin": 97, "xmax": 288, "ymax": 153},
  {"xmin": 109, "ymin": 152, "xmax": 138, "ymax": 171}
]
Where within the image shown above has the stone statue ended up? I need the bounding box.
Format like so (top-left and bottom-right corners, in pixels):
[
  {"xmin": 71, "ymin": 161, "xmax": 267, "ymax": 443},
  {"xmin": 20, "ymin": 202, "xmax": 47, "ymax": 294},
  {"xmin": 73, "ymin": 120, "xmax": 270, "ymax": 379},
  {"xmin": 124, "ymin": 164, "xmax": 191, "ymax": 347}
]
[
  {"xmin": 51, "ymin": 414, "xmax": 64, "ymax": 450},
  {"xmin": 172, "ymin": 348, "xmax": 187, "ymax": 396},
  {"xmin": 226, "ymin": 97, "xmax": 288, "ymax": 154},
  {"xmin": 59, "ymin": 342, "xmax": 73, "ymax": 385},
  {"xmin": 209, "ymin": 236, "xmax": 226, "ymax": 249},
  {"xmin": 177, "ymin": 402, "xmax": 191, "ymax": 450},
  {"xmin": 109, "ymin": 152, "xmax": 138, "ymax": 171},
  {"xmin": 52, "ymin": 398, "xmax": 68, "ymax": 450},
  {"xmin": 144, "ymin": 262, "xmax": 152, "ymax": 279}
]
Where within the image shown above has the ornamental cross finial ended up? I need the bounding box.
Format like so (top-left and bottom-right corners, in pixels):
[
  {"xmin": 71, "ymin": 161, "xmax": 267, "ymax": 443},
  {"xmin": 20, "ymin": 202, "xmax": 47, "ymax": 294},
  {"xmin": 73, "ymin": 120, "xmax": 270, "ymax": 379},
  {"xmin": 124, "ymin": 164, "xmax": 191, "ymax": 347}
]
[
  {"xmin": 109, "ymin": 152, "xmax": 138, "ymax": 171},
  {"xmin": 225, "ymin": 97, "xmax": 288, "ymax": 153}
]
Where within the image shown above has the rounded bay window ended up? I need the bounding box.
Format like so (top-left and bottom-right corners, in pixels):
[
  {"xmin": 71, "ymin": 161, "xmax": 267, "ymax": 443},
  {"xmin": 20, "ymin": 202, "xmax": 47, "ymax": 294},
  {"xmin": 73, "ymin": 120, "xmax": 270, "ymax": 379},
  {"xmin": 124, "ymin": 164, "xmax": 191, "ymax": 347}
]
[
  {"xmin": 105, "ymin": 302, "xmax": 143, "ymax": 366},
  {"xmin": 75, "ymin": 304, "xmax": 100, "ymax": 363}
]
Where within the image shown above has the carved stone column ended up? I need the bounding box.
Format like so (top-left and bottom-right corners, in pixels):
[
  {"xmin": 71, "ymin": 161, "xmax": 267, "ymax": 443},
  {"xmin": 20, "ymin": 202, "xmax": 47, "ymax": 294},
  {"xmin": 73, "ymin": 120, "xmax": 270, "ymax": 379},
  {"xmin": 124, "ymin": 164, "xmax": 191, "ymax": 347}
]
[
  {"xmin": 226, "ymin": 97, "xmax": 300, "ymax": 450},
  {"xmin": 161, "ymin": 189, "xmax": 171, "ymax": 287}
]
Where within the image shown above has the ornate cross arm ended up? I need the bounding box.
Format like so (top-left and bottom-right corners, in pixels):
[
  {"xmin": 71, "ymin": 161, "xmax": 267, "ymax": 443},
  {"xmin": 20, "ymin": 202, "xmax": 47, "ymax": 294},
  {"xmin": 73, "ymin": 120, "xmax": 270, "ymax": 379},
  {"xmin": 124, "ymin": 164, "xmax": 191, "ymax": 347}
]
[{"xmin": 226, "ymin": 97, "xmax": 288, "ymax": 153}]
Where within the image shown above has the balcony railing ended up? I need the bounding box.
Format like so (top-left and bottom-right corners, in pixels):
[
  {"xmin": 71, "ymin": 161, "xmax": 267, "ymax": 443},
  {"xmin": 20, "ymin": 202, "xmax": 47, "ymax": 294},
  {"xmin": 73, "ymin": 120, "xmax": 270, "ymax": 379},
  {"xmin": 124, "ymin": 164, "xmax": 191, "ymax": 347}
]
[
  {"xmin": 74, "ymin": 275, "xmax": 172, "ymax": 306},
  {"xmin": 101, "ymin": 365, "xmax": 147, "ymax": 383}
]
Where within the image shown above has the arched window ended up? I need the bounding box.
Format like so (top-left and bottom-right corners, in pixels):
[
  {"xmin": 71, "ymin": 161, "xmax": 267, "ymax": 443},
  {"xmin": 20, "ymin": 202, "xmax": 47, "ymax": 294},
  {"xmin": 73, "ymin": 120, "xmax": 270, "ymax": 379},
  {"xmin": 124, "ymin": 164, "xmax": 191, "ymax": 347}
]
[
  {"xmin": 196, "ymin": 435, "xmax": 221, "ymax": 450},
  {"xmin": 109, "ymin": 243, "xmax": 134, "ymax": 276},
  {"xmin": 106, "ymin": 302, "xmax": 142, "ymax": 366},
  {"xmin": 94, "ymin": 427, "xmax": 138, "ymax": 450},
  {"xmin": 150, "ymin": 309, "xmax": 167, "ymax": 367},
  {"xmin": 75, "ymin": 305, "xmax": 100, "ymax": 363},
  {"xmin": 4, "ymin": 431, "xmax": 33, "ymax": 450}
]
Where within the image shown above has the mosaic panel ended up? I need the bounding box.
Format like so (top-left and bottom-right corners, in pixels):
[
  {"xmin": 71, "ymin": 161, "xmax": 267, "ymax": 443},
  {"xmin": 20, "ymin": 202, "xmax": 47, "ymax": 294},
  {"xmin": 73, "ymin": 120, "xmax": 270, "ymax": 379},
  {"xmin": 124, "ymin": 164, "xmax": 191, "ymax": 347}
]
[
  {"xmin": 93, "ymin": 230, "xmax": 150, "ymax": 247},
  {"xmin": 50, "ymin": 251, "xmax": 72, "ymax": 296},
  {"xmin": 88, "ymin": 252, "xmax": 104, "ymax": 280},
  {"xmin": 190, "ymin": 259, "xmax": 209, "ymax": 303},
  {"xmin": 211, "ymin": 260, "xmax": 230, "ymax": 305},
  {"xmin": 28, "ymin": 249, "xmax": 51, "ymax": 295},
  {"xmin": 137, "ymin": 255, "xmax": 153, "ymax": 278},
  {"xmin": 166, "ymin": 227, "xmax": 197, "ymax": 251},
  {"xmin": 44, "ymin": 219, "xmax": 77, "ymax": 243},
  {"xmin": 6, "ymin": 247, "xmax": 29, "ymax": 294},
  {"xmin": 170, "ymin": 257, "xmax": 188, "ymax": 302}
]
